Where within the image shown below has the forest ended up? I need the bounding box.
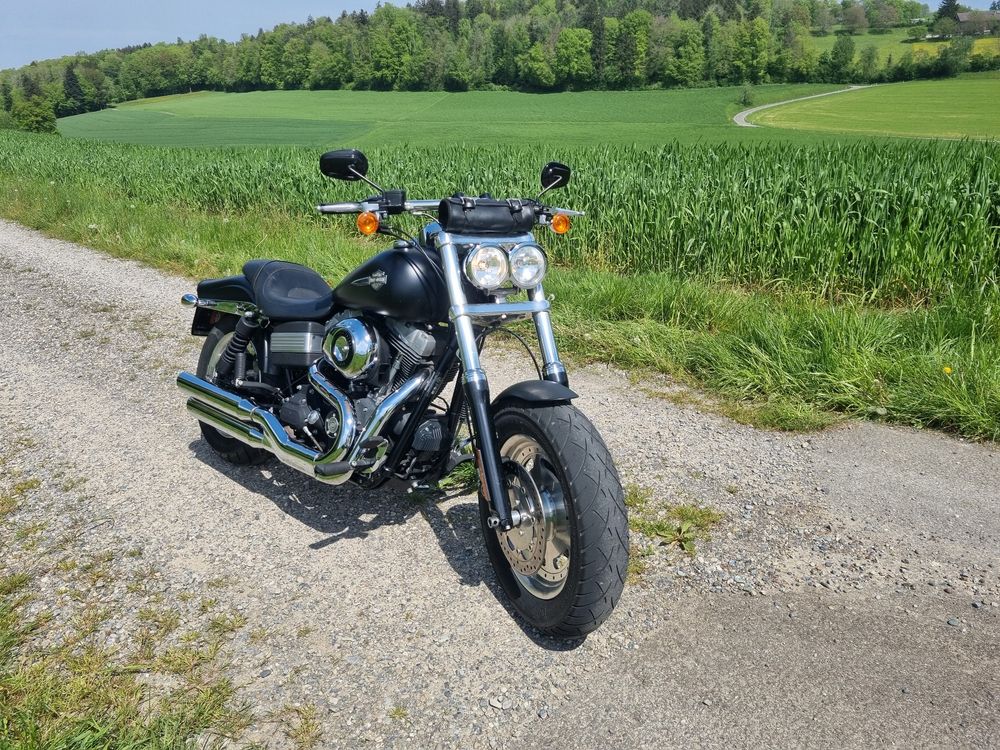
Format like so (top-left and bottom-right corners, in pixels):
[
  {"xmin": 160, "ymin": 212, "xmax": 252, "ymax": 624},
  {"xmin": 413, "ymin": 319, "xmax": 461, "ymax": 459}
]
[{"xmin": 2, "ymin": 0, "xmax": 998, "ymax": 133}]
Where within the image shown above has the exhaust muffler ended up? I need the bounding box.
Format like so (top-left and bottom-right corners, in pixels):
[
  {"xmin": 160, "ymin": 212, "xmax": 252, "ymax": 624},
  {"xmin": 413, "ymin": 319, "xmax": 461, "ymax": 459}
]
[{"xmin": 176, "ymin": 365, "xmax": 427, "ymax": 485}]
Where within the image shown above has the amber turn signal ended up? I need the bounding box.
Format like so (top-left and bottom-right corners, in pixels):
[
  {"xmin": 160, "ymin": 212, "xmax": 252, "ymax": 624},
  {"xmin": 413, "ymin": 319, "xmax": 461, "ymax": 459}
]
[
  {"xmin": 550, "ymin": 213, "xmax": 571, "ymax": 235},
  {"xmin": 357, "ymin": 211, "xmax": 379, "ymax": 236}
]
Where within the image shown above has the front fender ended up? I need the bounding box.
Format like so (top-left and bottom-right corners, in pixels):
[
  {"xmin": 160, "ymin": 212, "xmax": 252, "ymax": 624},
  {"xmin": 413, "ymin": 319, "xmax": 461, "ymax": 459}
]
[{"xmin": 493, "ymin": 379, "xmax": 577, "ymax": 406}]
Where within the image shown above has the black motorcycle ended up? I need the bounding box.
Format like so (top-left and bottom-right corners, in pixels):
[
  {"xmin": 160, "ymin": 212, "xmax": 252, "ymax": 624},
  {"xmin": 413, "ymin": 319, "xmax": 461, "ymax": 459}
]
[{"xmin": 176, "ymin": 150, "xmax": 628, "ymax": 637}]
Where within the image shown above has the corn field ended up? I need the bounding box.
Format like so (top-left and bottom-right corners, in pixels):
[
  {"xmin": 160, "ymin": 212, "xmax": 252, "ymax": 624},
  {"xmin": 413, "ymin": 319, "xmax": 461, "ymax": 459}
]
[{"xmin": 2, "ymin": 131, "xmax": 998, "ymax": 302}]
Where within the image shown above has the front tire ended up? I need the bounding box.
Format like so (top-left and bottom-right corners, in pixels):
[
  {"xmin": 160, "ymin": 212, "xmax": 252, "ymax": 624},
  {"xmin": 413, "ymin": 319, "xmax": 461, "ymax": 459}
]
[
  {"xmin": 479, "ymin": 402, "xmax": 628, "ymax": 638},
  {"xmin": 195, "ymin": 319, "xmax": 269, "ymax": 466}
]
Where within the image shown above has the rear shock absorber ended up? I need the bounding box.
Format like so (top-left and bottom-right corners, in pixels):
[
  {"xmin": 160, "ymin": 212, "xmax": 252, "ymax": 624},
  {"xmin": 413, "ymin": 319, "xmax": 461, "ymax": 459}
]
[{"xmin": 214, "ymin": 312, "xmax": 259, "ymax": 380}]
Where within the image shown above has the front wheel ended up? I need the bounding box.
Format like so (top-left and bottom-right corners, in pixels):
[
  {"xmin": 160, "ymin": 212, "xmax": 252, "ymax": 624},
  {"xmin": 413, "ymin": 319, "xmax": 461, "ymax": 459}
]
[{"xmin": 479, "ymin": 402, "xmax": 628, "ymax": 638}]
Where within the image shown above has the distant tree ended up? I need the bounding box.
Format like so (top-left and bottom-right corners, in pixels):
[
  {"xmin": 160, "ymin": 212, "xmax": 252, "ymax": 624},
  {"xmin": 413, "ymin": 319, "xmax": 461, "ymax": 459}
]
[
  {"xmin": 19, "ymin": 72, "xmax": 42, "ymax": 99},
  {"xmin": 933, "ymin": 16, "xmax": 958, "ymax": 35},
  {"xmin": 830, "ymin": 32, "xmax": 856, "ymax": 77},
  {"xmin": 443, "ymin": 44, "xmax": 473, "ymax": 90},
  {"xmin": 0, "ymin": 81, "xmax": 11, "ymax": 112},
  {"xmin": 601, "ymin": 17, "xmax": 623, "ymax": 87},
  {"xmin": 58, "ymin": 66, "xmax": 85, "ymax": 116},
  {"xmin": 991, "ymin": 0, "xmax": 1000, "ymax": 10},
  {"xmin": 516, "ymin": 42, "xmax": 556, "ymax": 89},
  {"xmin": 858, "ymin": 44, "xmax": 880, "ymax": 79},
  {"xmin": 843, "ymin": 4, "xmax": 870, "ymax": 33},
  {"xmin": 444, "ymin": 0, "xmax": 462, "ymax": 33},
  {"xmin": 12, "ymin": 96, "xmax": 57, "ymax": 133},
  {"xmin": 782, "ymin": 21, "xmax": 820, "ymax": 80},
  {"xmin": 554, "ymin": 27, "xmax": 595, "ymax": 88},
  {"xmin": 702, "ymin": 11, "xmax": 722, "ymax": 80},
  {"xmin": 746, "ymin": 18, "xmax": 773, "ymax": 82},
  {"xmin": 281, "ymin": 37, "xmax": 310, "ymax": 89},
  {"xmin": 468, "ymin": 13, "xmax": 496, "ymax": 87},
  {"xmin": 615, "ymin": 10, "xmax": 653, "ymax": 87},
  {"xmin": 307, "ymin": 41, "xmax": 351, "ymax": 89},
  {"xmin": 667, "ymin": 22, "xmax": 706, "ymax": 87},
  {"xmin": 935, "ymin": 0, "xmax": 961, "ymax": 22},
  {"xmin": 873, "ymin": 2, "xmax": 901, "ymax": 30},
  {"xmin": 935, "ymin": 34, "xmax": 972, "ymax": 74},
  {"xmin": 814, "ymin": 4, "xmax": 836, "ymax": 34}
]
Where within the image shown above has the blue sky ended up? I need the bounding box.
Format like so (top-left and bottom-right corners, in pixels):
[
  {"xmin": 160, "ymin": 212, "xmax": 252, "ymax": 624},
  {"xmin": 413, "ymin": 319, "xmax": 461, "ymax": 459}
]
[{"xmin": 1, "ymin": 0, "xmax": 378, "ymax": 69}]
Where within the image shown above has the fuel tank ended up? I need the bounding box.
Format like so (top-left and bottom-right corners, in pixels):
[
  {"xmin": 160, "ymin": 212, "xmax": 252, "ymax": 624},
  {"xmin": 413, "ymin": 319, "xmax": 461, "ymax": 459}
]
[{"xmin": 334, "ymin": 243, "xmax": 449, "ymax": 323}]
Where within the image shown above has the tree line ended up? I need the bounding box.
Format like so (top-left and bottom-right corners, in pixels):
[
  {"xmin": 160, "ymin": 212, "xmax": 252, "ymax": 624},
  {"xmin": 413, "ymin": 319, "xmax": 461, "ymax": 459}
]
[{"xmin": 2, "ymin": 0, "xmax": 998, "ymax": 134}]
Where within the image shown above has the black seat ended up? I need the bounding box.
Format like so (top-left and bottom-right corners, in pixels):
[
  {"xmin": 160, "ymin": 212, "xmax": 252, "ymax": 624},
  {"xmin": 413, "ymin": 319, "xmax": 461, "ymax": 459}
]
[{"xmin": 242, "ymin": 260, "xmax": 335, "ymax": 321}]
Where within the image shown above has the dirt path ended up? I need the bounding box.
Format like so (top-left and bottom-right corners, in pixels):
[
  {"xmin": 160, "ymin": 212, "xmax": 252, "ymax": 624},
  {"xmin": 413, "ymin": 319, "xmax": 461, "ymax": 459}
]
[
  {"xmin": 733, "ymin": 85, "xmax": 870, "ymax": 127},
  {"xmin": 1, "ymin": 219, "xmax": 997, "ymax": 748}
]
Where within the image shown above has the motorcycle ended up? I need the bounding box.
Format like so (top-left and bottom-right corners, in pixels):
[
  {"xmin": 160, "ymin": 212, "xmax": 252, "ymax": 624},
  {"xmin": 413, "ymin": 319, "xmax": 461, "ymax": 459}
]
[{"xmin": 176, "ymin": 149, "xmax": 628, "ymax": 637}]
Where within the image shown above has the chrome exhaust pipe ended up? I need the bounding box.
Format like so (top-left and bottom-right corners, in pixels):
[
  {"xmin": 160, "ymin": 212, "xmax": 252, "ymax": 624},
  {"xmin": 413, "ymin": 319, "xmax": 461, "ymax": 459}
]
[
  {"xmin": 177, "ymin": 370, "xmax": 320, "ymax": 475},
  {"xmin": 176, "ymin": 366, "xmax": 428, "ymax": 485}
]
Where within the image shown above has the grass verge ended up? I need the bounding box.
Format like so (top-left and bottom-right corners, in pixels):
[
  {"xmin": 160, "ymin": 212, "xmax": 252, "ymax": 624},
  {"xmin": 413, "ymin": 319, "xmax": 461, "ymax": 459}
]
[
  {"xmin": 1, "ymin": 176, "xmax": 997, "ymax": 440},
  {"xmin": 0, "ymin": 445, "xmax": 253, "ymax": 748}
]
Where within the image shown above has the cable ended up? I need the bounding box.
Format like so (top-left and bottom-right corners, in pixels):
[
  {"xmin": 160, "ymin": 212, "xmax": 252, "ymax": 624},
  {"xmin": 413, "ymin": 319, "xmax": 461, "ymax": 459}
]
[{"xmin": 476, "ymin": 325, "xmax": 542, "ymax": 380}]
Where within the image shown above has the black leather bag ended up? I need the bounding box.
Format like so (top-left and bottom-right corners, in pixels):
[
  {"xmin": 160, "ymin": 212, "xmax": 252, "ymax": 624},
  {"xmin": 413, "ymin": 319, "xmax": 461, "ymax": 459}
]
[{"xmin": 438, "ymin": 195, "xmax": 536, "ymax": 235}]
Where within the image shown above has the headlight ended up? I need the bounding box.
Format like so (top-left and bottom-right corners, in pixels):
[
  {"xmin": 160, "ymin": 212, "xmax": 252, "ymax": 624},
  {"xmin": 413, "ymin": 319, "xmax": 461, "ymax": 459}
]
[
  {"xmin": 464, "ymin": 245, "xmax": 509, "ymax": 290},
  {"xmin": 509, "ymin": 244, "xmax": 547, "ymax": 288}
]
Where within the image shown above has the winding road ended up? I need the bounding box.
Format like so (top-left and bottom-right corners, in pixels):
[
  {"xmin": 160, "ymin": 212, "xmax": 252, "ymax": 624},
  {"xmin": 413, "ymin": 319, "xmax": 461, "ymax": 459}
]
[{"xmin": 733, "ymin": 85, "xmax": 871, "ymax": 127}]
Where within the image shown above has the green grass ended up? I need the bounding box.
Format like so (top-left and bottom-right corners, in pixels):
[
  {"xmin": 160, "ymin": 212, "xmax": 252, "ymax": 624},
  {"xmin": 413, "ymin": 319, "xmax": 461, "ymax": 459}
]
[
  {"xmin": 1, "ymin": 132, "xmax": 999, "ymax": 439},
  {"xmin": 5, "ymin": 130, "xmax": 999, "ymax": 302},
  {"xmin": 808, "ymin": 26, "xmax": 999, "ymax": 64},
  {"xmin": 811, "ymin": 26, "xmax": 920, "ymax": 64},
  {"xmin": 752, "ymin": 73, "xmax": 1000, "ymax": 138},
  {"xmin": 0, "ymin": 472, "xmax": 251, "ymax": 747},
  {"xmin": 57, "ymin": 84, "xmax": 847, "ymax": 147},
  {"xmin": 624, "ymin": 484, "xmax": 724, "ymax": 556}
]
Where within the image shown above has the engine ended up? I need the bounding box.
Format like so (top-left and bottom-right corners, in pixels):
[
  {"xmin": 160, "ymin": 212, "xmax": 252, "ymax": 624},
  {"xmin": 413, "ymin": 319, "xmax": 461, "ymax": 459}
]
[{"xmin": 272, "ymin": 313, "xmax": 454, "ymax": 477}]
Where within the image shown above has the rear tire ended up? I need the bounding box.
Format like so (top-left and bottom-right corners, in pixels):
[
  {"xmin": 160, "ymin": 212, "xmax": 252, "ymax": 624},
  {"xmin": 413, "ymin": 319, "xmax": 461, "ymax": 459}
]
[
  {"xmin": 479, "ymin": 402, "xmax": 628, "ymax": 638},
  {"xmin": 195, "ymin": 319, "xmax": 269, "ymax": 466}
]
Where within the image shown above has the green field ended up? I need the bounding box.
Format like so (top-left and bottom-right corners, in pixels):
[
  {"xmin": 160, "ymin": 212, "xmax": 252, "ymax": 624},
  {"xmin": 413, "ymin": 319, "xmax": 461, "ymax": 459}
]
[
  {"xmin": 811, "ymin": 27, "xmax": 918, "ymax": 64},
  {"xmin": 3, "ymin": 127, "xmax": 999, "ymax": 439},
  {"xmin": 57, "ymin": 84, "xmax": 844, "ymax": 147},
  {"xmin": 8, "ymin": 80, "xmax": 1000, "ymax": 441},
  {"xmin": 810, "ymin": 27, "xmax": 1000, "ymax": 63},
  {"xmin": 751, "ymin": 73, "xmax": 1000, "ymax": 138}
]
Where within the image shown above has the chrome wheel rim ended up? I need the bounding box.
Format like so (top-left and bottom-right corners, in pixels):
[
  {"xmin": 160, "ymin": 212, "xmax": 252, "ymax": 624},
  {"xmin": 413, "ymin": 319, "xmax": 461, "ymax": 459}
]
[{"xmin": 496, "ymin": 435, "xmax": 571, "ymax": 600}]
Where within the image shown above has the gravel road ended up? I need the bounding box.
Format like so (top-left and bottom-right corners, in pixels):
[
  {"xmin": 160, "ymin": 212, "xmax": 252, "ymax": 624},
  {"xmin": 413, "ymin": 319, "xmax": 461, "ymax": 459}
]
[
  {"xmin": 732, "ymin": 85, "xmax": 869, "ymax": 127},
  {"xmin": 1, "ymin": 219, "xmax": 997, "ymax": 748}
]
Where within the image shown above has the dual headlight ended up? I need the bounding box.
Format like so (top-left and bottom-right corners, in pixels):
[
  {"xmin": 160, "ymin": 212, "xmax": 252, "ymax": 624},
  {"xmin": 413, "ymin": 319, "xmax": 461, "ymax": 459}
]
[{"xmin": 464, "ymin": 244, "xmax": 547, "ymax": 291}]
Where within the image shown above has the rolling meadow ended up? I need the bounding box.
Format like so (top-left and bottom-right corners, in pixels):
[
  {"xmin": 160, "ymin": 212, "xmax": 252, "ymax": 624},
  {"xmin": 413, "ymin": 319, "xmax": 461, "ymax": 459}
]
[{"xmin": 2, "ymin": 81, "xmax": 999, "ymax": 438}]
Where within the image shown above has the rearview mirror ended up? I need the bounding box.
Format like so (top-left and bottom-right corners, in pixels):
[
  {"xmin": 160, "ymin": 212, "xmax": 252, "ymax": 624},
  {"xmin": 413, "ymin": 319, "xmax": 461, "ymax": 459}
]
[
  {"xmin": 540, "ymin": 161, "xmax": 571, "ymax": 192},
  {"xmin": 320, "ymin": 149, "xmax": 369, "ymax": 181}
]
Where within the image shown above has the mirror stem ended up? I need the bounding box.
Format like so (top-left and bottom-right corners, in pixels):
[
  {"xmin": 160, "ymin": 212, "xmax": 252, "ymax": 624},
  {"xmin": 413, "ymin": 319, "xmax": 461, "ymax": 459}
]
[
  {"xmin": 536, "ymin": 179, "xmax": 561, "ymax": 202},
  {"xmin": 350, "ymin": 167, "xmax": 385, "ymax": 194}
]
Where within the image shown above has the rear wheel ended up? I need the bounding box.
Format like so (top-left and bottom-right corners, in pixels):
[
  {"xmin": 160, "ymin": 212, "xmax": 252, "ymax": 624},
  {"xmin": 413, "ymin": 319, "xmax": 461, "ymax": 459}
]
[
  {"xmin": 195, "ymin": 319, "xmax": 269, "ymax": 466},
  {"xmin": 479, "ymin": 402, "xmax": 628, "ymax": 638}
]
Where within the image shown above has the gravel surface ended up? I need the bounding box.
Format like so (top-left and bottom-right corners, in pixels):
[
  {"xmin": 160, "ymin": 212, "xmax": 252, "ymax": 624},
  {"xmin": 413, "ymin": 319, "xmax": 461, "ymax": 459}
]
[{"xmin": 1, "ymin": 219, "xmax": 997, "ymax": 748}]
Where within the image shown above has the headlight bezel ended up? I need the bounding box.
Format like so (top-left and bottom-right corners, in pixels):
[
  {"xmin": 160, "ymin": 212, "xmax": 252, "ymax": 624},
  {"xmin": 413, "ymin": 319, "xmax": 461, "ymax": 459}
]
[
  {"xmin": 463, "ymin": 244, "xmax": 510, "ymax": 291},
  {"xmin": 508, "ymin": 243, "xmax": 547, "ymax": 289},
  {"xmin": 463, "ymin": 242, "xmax": 548, "ymax": 291}
]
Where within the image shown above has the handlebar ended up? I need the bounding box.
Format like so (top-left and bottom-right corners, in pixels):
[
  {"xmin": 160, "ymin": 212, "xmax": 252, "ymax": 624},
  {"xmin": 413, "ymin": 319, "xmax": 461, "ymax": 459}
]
[
  {"xmin": 318, "ymin": 199, "xmax": 584, "ymax": 219},
  {"xmin": 317, "ymin": 199, "xmax": 444, "ymax": 215}
]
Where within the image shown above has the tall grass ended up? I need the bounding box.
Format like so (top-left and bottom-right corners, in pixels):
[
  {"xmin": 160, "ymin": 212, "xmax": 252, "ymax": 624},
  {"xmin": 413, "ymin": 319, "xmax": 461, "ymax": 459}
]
[
  {"xmin": 2, "ymin": 131, "xmax": 998, "ymax": 303},
  {"xmin": 1, "ymin": 131, "xmax": 999, "ymax": 439}
]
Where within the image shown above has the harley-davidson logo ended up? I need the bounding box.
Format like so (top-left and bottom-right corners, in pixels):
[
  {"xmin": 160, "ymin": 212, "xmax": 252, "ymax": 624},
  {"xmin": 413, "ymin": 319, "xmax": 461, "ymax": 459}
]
[{"xmin": 352, "ymin": 269, "xmax": 387, "ymax": 290}]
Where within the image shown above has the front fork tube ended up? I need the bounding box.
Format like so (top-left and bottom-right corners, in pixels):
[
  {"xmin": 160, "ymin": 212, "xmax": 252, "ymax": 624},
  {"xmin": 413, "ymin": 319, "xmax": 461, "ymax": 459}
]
[
  {"xmin": 439, "ymin": 236, "xmax": 567, "ymax": 530},
  {"xmin": 529, "ymin": 285, "xmax": 569, "ymax": 387},
  {"xmin": 463, "ymin": 373, "xmax": 513, "ymax": 530}
]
